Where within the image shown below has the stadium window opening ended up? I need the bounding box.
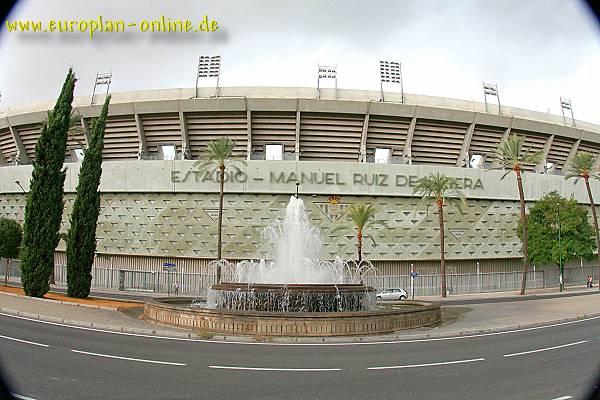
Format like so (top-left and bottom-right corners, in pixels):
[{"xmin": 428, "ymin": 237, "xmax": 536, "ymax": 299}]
[
  {"xmin": 265, "ymin": 144, "xmax": 283, "ymax": 161},
  {"xmin": 374, "ymin": 148, "xmax": 391, "ymax": 164},
  {"xmin": 160, "ymin": 144, "xmax": 176, "ymax": 160}
]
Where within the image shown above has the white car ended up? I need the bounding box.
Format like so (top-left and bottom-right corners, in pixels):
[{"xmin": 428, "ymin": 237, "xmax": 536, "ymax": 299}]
[{"xmin": 376, "ymin": 288, "xmax": 408, "ymax": 301}]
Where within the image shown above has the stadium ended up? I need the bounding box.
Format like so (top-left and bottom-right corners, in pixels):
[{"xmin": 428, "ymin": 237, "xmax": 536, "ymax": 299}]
[{"xmin": 0, "ymin": 86, "xmax": 599, "ymax": 291}]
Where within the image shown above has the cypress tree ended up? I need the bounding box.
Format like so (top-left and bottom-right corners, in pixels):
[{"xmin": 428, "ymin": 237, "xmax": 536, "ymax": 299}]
[
  {"xmin": 21, "ymin": 69, "xmax": 76, "ymax": 297},
  {"xmin": 66, "ymin": 95, "xmax": 111, "ymax": 298}
]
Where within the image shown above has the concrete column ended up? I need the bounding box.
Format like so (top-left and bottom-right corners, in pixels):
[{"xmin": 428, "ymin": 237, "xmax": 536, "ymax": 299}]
[
  {"xmin": 456, "ymin": 114, "xmax": 478, "ymax": 167},
  {"xmin": 492, "ymin": 118, "xmax": 514, "ymax": 168},
  {"xmin": 359, "ymin": 102, "xmax": 371, "ymax": 162},
  {"xmin": 402, "ymin": 116, "xmax": 417, "ymax": 164},
  {"xmin": 178, "ymin": 101, "xmax": 191, "ymax": 159},
  {"xmin": 563, "ymin": 138, "xmax": 581, "ymax": 170},
  {"xmin": 295, "ymin": 107, "xmax": 301, "ymax": 161},
  {"xmin": 246, "ymin": 109, "xmax": 252, "ymax": 161},
  {"xmin": 6, "ymin": 119, "xmax": 31, "ymax": 164},
  {"xmin": 501, "ymin": 116, "xmax": 515, "ymax": 142},
  {"xmin": 535, "ymin": 133, "xmax": 555, "ymax": 173},
  {"xmin": 133, "ymin": 112, "xmax": 147, "ymax": 158},
  {"xmin": 80, "ymin": 116, "xmax": 90, "ymax": 146}
]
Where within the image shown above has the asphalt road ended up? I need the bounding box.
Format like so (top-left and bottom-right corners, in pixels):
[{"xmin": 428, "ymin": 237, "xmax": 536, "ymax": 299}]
[{"xmin": 0, "ymin": 312, "xmax": 599, "ymax": 400}]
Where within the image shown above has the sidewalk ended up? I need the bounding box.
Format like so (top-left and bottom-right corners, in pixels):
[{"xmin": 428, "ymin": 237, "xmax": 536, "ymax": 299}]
[
  {"xmin": 416, "ymin": 285, "xmax": 597, "ymax": 303},
  {"xmin": 5, "ymin": 276, "xmax": 596, "ymax": 303},
  {"xmin": 0, "ymin": 290, "xmax": 193, "ymax": 337},
  {"xmin": 0, "ymin": 285, "xmax": 598, "ymax": 342}
]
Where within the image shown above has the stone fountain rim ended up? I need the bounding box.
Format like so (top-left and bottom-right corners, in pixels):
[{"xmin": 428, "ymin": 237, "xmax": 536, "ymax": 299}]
[
  {"xmin": 211, "ymin": 282, "xmax": 376, "ymax": 292},
  {"xmin": 146, "ymin": 297, "xmax": 440, "ymax": 318}
]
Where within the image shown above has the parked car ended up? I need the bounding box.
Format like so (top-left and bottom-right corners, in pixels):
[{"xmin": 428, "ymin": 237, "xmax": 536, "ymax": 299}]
[{"xmin": 376, "ymin": 288, "xmax": 408, "ymax": 301}]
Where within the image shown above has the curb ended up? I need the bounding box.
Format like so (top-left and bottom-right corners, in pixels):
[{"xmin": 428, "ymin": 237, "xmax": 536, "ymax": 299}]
[
  {"xmin": 423, "ymin": 287, "xmax": 599, "ymax": 304},
  {"xmin": 0, "ymin": 306, "xmax": 196, "ymax": 339},
  {"xmin": 0, "ymin": 291, "xmax": 124, "ymax": 311},
  {"xmin": 0, "ymin": 303, "xmax": 598, "ymax": 343},
  {"xmin": 391, "ymin": 312, "xmax": 600, "ymax": 341}
]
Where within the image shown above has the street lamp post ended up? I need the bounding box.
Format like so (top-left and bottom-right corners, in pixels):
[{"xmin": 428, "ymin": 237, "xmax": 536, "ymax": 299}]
[{"xmin": 556, "ymin": 202, "xmax": 564, "ymax": 292}]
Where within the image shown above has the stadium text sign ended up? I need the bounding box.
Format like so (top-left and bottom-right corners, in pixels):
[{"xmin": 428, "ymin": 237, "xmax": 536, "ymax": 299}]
[{"xmin": 170, "ymin": 169, "xmax": 484, "ymax": 190}]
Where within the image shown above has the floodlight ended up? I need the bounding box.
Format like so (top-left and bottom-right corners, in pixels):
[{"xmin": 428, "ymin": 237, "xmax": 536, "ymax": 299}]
[
  {"xmin": 91, "ymin": 72, "xmax": 112, "ymax": 105},
  {"xmin": 317, "ymin": 64, "xmax": 337, "ymax": 99},
  {"xmin": 482, "ymin": 82, "xmax": 502, "ymax": 115},
  {"xmin": 560, "ymin": 97, "xmax": 575, "ymax": 127},
  {"xmin": 196, "ymin": 55, "xmax": 221, "ymax": 98},
  {"xmin": 379, "ymin": 60, "xmax": 404, "ymax": 102}
]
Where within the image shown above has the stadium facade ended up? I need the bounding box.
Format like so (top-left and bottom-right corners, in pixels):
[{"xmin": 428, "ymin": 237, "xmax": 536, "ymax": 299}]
[{"xmin": 0, "ymin": 86, "xmax": 599, "ymax": 276}]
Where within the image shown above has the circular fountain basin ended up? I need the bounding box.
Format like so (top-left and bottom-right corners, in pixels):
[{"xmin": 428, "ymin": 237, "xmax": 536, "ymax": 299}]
[
  {"xmin": 143, "ymin": 296, "xmax": 441, "ymax": 337},
  {"xmin": 209, "ymin": 283, "xmax": 376, "ymax": 312}
]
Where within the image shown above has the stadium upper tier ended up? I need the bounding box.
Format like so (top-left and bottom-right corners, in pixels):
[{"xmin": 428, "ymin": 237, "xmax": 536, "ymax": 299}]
[{"xmin": 1, "ymin": 86, "xmax": 598, "ymax": 170}]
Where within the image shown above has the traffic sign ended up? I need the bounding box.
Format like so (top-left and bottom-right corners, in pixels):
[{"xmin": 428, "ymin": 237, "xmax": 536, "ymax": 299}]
[
  {"xmin": 163, "ymin": 262, "xmax": 176, "ymax": 272},
  {"xmin": 410, "ymin": 271, "xmax": 418, "ymax": 278}
]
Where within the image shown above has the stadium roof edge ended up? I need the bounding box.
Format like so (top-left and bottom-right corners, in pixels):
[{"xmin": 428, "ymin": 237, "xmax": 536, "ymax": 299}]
[{"xmin": 1, "ymin": 86, "xmax": 598, "ymax": 134}]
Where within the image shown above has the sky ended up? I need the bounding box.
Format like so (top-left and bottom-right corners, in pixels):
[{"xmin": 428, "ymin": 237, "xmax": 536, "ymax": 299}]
[{"xmin": 1, "ymin": 0, "xmax": 599, "ymax": 124}]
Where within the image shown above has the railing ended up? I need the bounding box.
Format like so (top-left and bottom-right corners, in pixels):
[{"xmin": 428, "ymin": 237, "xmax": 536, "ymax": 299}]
[
  {"xmin": 53, "ymin": 264, "xmax": 220, "ymax": 295},
  {"xmin": 363, "ymin": 270, "xmax": 545, "ymax": 296},
  {"xmin": 1, "ymin": 260, "xmax": 598, "ymax": 296}
]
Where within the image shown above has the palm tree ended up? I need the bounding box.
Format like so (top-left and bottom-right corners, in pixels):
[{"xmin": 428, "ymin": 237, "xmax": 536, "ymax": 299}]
[
  {"xmin": 413, "ymin": 172, "xmax": 466, "ymax": 298},
  {"xmin": 331, "ymin": 203, "xmax": 386, "ymax": 263},
  {"xmin": 494, "ymin": 133, "xmax": 542, "ymax": 295},
  {"xmin": 566, "ymin": 151, "xmax": 600, "ymax": 291},
  {"xmin": 195, "ymin": 137, "xmax": 243, "ymax": 283}
]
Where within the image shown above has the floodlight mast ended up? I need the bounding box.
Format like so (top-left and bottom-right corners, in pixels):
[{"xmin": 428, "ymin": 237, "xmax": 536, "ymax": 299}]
[
  {"xmin": 91, "ymin": 72, "xmax": 112, "ymax": 105},
  {"xmin": 195, "ymin": 55, "xmax": 221, "ymax": 98},
  {"xmin": 317, "ymin": 65, "xmax": 337, "ymax": 99},
  {"xmin": 483, "ymin": 82, "xmax": 502, "ymax": 115},
  {"xmin": 379, "ymin": 60, "xmax": 404, "ymax": 103},
  {"xmin": 560, "ymin": 97, "xmax": 575, "ymax": 128}
]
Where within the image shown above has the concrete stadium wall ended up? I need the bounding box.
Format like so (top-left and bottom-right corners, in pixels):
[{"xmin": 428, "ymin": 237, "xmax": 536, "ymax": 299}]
[{"xmin": 1, "ymin": 160, "xmax": 598, "ymax": 274}]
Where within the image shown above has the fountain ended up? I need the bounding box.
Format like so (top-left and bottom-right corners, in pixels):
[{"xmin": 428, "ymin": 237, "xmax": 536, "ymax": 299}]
[
  {"xmin": 206, "ymin": 196, "xmax": 377, "ymax": 312},
  {"xmin": 144, "ymin": 196, "xmax": 441, "ymax": 337}
]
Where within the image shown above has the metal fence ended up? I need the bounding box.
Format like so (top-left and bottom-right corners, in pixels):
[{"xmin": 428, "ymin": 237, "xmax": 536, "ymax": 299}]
[
  {"xmin": 1, "ymin": 260, "xmax": 598, "ymax": 296},
  {"xmin": 363, "ymin": 270, "xmax": 545, "ymax": 296},
  {"xmin": 52, "ymin": 264, "xmax": 221, "ymax": 295}
]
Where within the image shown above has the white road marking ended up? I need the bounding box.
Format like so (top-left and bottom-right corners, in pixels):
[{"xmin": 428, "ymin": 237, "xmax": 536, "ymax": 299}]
[
  {"xmin": 367, "ymin": 357, "xmax": 485, "ymax": 370},
  {"xmin": 503, "ymin": 340, "xmax": 588, "ymax": 357},
  {"xmin": 209, "ymin": 365, "xmax": 341, "ymax": 371},
  {"xmin": 70, "ymin": 349, "xmax": 186, "ymax": 366},
  {"xmin": 549, "ymin": 396, "xmax": 572, "ymax": 400},
  {"xmin": 11, "ymin": 393, "xmax": 37, "ymax": 400},
  {"xmin": 1, "ymin": 312, "xmax": 598, "ymax": 347},
  {"xmin": 0, "ymin": 333, "xmax": 49, "ymax": 347}
]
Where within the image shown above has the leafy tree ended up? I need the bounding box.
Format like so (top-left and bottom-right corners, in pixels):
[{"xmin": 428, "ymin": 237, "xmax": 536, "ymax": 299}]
[
  {"xmin": 20, "ymin": 69, "xmax": 76, "ymax": 297},
  {"xmin": 0, "ymin": 218, "xmax": 22, "ymax": 285},
  {"xmin": 194, "ymin": 137, "xmax": 244, "ymax": 283},
  {"xmin": 494, "ymin": 133, "xmax": 542, "ymax": 295},
  {"xmin": 565, "ymin": 151, "xmax": 600, "ymax": 291},
  {"xmin": 66, "ymin": 96, "xmax": 111, "ymax": 298},
  {"xmin": 331, "ymin": 203, "xmax": 386, "ymax": 263},
  {"xmin": 520, "ymin": 191, "xmax": 596, "ymax": 286},
  {"xmin": 413, "ymin": 172, "xmax": 466, "ymax": 297}
]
